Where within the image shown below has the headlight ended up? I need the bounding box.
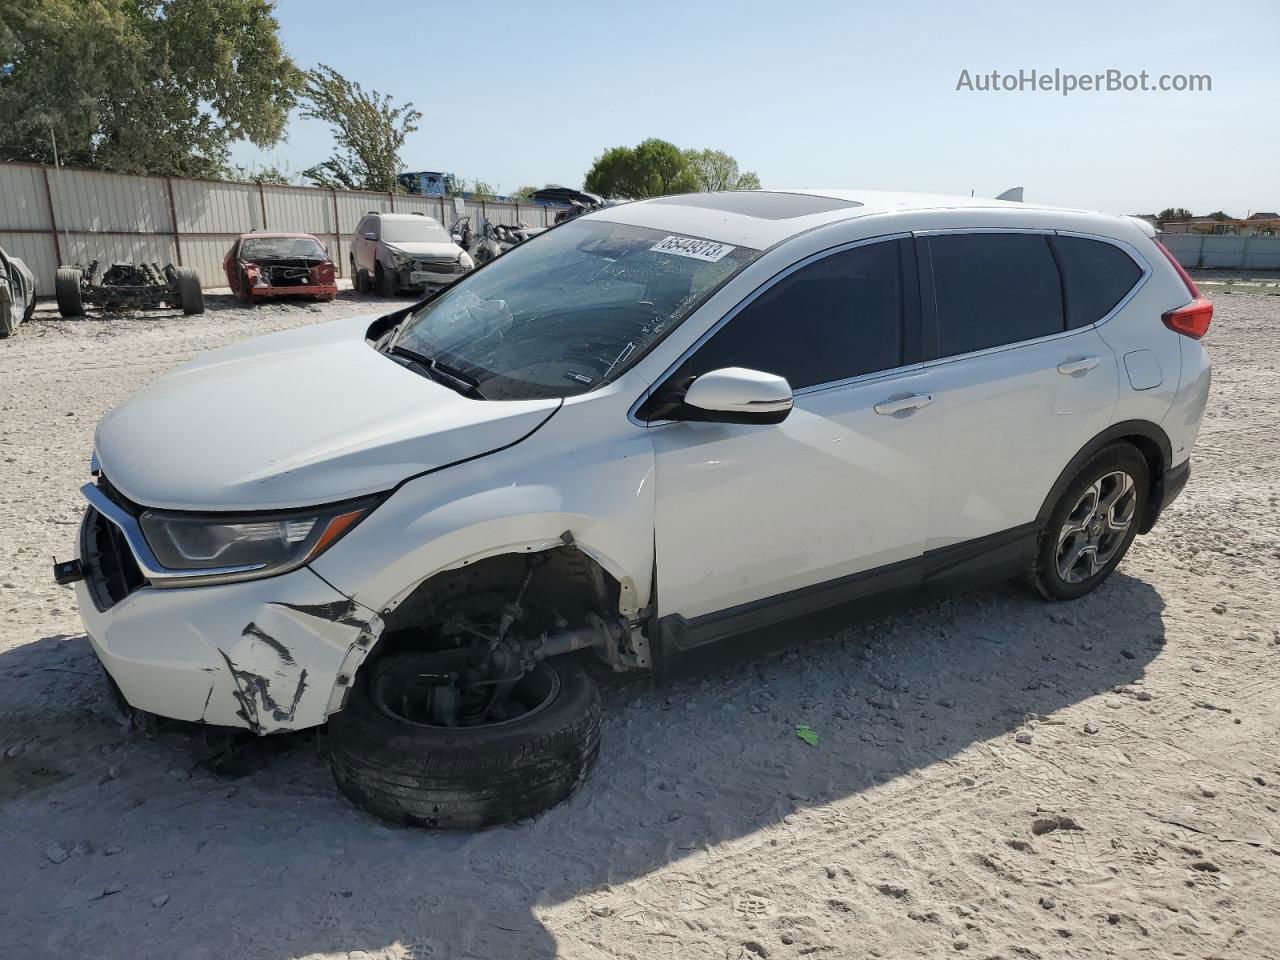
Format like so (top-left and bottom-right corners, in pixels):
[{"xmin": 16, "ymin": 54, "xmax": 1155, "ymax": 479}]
[
  {"xmin": 388, "ymin": 250, "xmax": 412, "ymax": 269},
  {"xmin": 139, "ymin": 499, "xmax": 375, "ymax": 583},
  {"xmin": 459, "ymin": 252, "xmax": 474, "ymax": 269}
]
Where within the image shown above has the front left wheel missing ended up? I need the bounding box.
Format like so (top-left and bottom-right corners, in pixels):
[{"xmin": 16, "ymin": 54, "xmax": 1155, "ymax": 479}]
[{"xmin": 327, "ymin": 654, "xmax": 600, "ymax": 829}]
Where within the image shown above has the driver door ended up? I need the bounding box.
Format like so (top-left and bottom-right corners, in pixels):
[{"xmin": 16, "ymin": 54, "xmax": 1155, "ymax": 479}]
[{"xmin": 645, "ymin": 238, "xmax": 940, "ymax": 631}]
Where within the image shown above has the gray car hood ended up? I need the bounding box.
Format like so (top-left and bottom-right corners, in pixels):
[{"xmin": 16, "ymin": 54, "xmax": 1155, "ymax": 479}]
[{"xmin": 94, "ymin": 314, "xmax": 559, "ymax": 511}]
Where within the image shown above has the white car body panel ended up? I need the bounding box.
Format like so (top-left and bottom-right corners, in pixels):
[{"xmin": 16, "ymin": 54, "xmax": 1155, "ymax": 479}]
[
  {"xmin": 921, "ymin": 325, "xmax": 1120, "ymax": 549},
  {"xmin": 650, "ymin": 365, "xmax": 940, "ymax": 619},
  {"xmin": 75, "ymin": 565, "xmax": 376, "ymax": 732},
  {"xmin": 70, "ymin": 189, "xmax": 1213, "ymax": 733},
  {"xmin": 93, "ymin": 315, "xmax": 558, "ymax": 510}
]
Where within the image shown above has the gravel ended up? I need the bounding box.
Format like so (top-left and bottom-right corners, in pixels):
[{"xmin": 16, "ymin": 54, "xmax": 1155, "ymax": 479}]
[{"xmin": 1, "ymin": 289, "xmax": 1278, "ymax": 959}]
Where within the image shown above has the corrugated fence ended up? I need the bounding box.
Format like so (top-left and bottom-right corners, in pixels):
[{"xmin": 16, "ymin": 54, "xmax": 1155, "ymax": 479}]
[
  {"xmin": 0, "ymin": 162, "xmax": 565, "ymax": 295},
  {"xmin": 1159, "ymin": 233, "xmax": 1280, "ymax": 271}
]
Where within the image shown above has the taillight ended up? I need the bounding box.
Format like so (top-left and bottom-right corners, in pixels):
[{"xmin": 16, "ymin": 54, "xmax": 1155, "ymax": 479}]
[{"xmin": 1154, "ymin": 239, "xmax": 1212, "ymax": 339}]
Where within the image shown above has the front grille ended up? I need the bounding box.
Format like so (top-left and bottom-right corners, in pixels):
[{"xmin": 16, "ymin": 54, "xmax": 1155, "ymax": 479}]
[
  {"xmin": 414, "ymin": 259, "xmax": 462, "ymax": 273},
  {"xmin": 81, "ymin": 505, "xmax": 146, "ymax": 610}
]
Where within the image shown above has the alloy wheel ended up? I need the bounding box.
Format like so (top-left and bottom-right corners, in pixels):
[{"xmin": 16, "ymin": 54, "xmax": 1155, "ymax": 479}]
[{"xmin": 1055, "ymin": 470, "xmax": 1137, "ymax": 583}]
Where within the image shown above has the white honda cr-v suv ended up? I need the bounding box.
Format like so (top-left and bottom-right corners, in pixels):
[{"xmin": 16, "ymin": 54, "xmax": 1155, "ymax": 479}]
[{"xmin": 59, "ymin": 190, "xmax": 1212, "ymax": 828}]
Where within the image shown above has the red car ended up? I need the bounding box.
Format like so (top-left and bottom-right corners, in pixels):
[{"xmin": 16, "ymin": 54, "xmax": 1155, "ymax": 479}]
[{"xmin": 224, "ymin": 232, "xmax": 338, "ymax": 302}]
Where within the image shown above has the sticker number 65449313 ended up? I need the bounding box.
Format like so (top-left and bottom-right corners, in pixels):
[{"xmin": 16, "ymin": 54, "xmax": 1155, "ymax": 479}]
[{"xmin": 649, "ymin": 235, "xmax": 736, "ymax": 263}]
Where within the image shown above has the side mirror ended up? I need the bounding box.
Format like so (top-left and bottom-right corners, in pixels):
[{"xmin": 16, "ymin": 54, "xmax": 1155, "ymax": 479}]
[
  {"xmin": 363, "ymin": 232, "xmax": 377, "ymax": 241},
  {"xmin": 680, "ymin": 367, "xmax": 794, "ymax": 425}
]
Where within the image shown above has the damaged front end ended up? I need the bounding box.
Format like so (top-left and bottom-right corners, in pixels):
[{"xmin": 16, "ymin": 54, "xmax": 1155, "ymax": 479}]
[
  {"xmin": 67, "ymin": 480, "xmax": 384, "ymax": 735},
  {"xmin": 239, "ymin": 256, "xmax": 337, "ymax": 300}
]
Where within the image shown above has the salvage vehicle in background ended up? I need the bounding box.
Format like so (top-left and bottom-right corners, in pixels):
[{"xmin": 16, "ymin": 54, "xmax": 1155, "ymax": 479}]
[
  {"xmin": 350, "ymin": 212, "xmax": 473, "ymax": 297},
  {"xmin": 55, "ymin": 261, "xmax": 203, "ymax": 317},
  {"xmin": 0, "ymin": 245, "xmax": 37, "ymax": 338},
  {"xmin": 57, "ymin": 190, "xmax": 1211, "ymax": 830},
  {"xmin": 450, "ymin": 216, "xmax": 547, "ymax": 266},
  {"xmin": 224, "ymin": 232, "xmax": 337, "ymax": 303}
]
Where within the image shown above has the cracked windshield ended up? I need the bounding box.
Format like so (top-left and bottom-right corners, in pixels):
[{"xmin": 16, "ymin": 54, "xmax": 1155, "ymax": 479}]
[{"xmin": 392, "ymin": 218, "xmax": 760, "ymax": 399}]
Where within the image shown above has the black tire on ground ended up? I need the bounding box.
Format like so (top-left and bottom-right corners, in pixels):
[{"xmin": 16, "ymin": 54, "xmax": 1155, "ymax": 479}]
[
  {"xmin": 54, "ymin": 267, "xmax": 84, "ymax": 318},
  {"xmin": 175, "ymin": 266, "xmax": 204, "ymax": 315},
  {"xmin": 0, "ymin": 287, "xmax": 14, "ymax": 338},
  {"xmin": 351, "ymin": 260, "xmax": 366, "ymax": 294},
  {"xmin": 377, "ymin": 262, "xmax": 398, "ymax": 297},
  {"xmin": 22, "ymin": 288, "xmax": 35, "ymax": 323},
  {"xmin": 328, "ymin": 654, "xmax": 601, "ymax": 829},
  {"xmin": 1025, "ymin": 442, "xmax": 1150, "ymax": 601}
]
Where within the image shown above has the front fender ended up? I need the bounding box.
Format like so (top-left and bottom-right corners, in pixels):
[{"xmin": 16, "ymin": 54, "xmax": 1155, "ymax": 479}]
[{"xmin": 309, "ymin": 407, "xmax": 657, "ymax": 624}]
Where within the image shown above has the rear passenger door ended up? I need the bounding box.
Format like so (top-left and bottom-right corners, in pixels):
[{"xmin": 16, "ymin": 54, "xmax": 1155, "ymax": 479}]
[{"xmin": 919, "ymin": 231, "xmax": 1121, "ymax": 550}]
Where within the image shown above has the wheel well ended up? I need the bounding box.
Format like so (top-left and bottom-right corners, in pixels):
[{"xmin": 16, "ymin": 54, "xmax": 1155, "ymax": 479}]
[
  {"xmin": 1037, "ymin": 421, "xmax": 1172, "ymax": 535},
  {"xmin": 375, "ymin": 545, "xmax": 623, "ymax": 659}
]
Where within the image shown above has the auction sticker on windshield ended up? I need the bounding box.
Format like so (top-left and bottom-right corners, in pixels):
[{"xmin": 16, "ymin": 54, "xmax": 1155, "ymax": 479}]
[{"xmin": 650, "ymin": 235, "xmax": 736, "ymax": 262}]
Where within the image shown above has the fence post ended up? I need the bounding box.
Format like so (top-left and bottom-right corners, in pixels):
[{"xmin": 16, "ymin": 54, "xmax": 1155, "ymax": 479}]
[
  {"xmin": 331, "ymin": 188, "xmax": 342, "ymax": 277},
  {"xmin": 388, "ymin": 191, "xmax": 395, "ymax": 212},
  {"xmin": 41, "ymin": 165, "xmax": 64, "ymax": 265},
  {"xmin": 258, "ymin": 182, "xmax": 268, "ymax": 230},
  {"xmin": 165, "ymin": 177, "xmax": 183, "ymax": 266}
]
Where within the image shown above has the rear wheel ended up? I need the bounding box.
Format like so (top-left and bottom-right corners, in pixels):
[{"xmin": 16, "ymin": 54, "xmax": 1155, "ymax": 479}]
[
  {"xmin": 328, "ymin": 652, "xmax": 600, "ymax": 829},
  {"xmin": 1026, "ymin": 443, "xmax": 1149, "ymax": 600},
  {"xmin": 175, "ymin": 266, "xmax": 204, "ymax": 315},
  {"xmin": 54, "ymin": 267, "xmax": 84, "ymax": 318}
]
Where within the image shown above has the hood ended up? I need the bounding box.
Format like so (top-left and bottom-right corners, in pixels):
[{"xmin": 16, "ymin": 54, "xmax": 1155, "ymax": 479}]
[
  {"xmin": 383, "ymin": 241, "xmax": 462, "ymax": 259},
  {"xmin": 94, "ymin": 314, "xmax": 560, "ymax": 511}
]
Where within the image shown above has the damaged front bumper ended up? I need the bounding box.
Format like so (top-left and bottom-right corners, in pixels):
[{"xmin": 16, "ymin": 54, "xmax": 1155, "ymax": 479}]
[
  {"xmin": 75, "ymin": 507, "xmax": 381, "ymax": 734},
  {"xmin": 246, "ymin": 283, "xmax": 338, "ymax": 299}
]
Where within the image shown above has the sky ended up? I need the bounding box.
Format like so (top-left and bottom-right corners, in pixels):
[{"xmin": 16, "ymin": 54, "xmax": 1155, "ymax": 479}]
[{"xmin": 231, "ymin": 0, "xmax": 1279, "ymax": 217}]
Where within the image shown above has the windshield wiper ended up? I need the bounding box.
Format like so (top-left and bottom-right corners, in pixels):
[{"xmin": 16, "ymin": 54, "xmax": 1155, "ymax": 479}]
[{"xmin": 389, "ymin": 345, "xmax": 487, "ymax": 400}]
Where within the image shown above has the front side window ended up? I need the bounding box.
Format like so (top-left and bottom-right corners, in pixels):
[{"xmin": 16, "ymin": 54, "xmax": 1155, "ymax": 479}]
[
  {"xmin": 927, "ymin": 233, "xmax": 1064, "ymax": 358},
  {"xmin": 391, "ymin": 219, "xmax": 760, "ymax": 400},
  {"xmin": 668, "ymin": 239, "xmax": 906, "ymax": 395},
  {"xmin": 1050, "ymin": 235, "xmax": 1143, "ymax": 329}
]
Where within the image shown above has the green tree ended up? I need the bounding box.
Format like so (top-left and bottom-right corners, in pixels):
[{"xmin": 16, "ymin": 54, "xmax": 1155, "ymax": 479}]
[
  {"xmin": 584, "ymin": 138, "xmax": 700, "ymax": 199},
  {"xmin": 1158, "ymin": 207, "xmax": 1193, "ymax": 221},
  {"xmin": 232, "ymin": 163, "xmax": 292, "ymax": 184},
  {"xmin": 683, "ymin": 148, "xmax": 761, "ymax": 192},
  {"xmin": 300, "ymin": 64, "xmax": 420, "ymax": 192},
  {"xmin": 469, "ymin": 180, "xmax": 496, "ymax": 200},
  {"xmin": 0, "ymin": 0, "xmax": 300, "ymax": 177},
  {"xmin": 1206, "ymin": 210, "xmax": 1232, "ymax": 221}
]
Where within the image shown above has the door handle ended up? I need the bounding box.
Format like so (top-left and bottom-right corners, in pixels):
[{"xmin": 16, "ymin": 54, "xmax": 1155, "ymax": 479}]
[
  {"xmin": 1057, "ymin": 356, "xmax": 1101, "ymax": 375},
  {"xmin": 874, "ymin": 392, "xmax": 935, "ymax": 415}
]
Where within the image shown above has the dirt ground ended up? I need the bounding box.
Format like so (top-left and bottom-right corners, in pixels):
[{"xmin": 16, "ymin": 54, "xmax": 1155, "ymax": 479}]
[{"xmin": 1, "ymin": 284, "xmax": 1278, "ymax": 960}]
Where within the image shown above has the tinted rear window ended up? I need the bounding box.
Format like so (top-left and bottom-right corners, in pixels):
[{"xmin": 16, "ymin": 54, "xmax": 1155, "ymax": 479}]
[
  {"xmin": 1050, "ymin": 235, "xmax": 1143, "ymax": 328},
  {"xmin": 927, "ymin": 233, "xmax": 1064, "ymax": 357},
  {"xmin": 646, "ymin": 192, "xmax": 861, "ymax": 220}
]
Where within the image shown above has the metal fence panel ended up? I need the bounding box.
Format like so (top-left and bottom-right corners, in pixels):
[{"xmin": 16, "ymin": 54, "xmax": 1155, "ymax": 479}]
[
  {"xmin": 1243, "ymin": 238, "xmax": 1280, "ymax": 270},
  {"xmin": 0, "ymin": 231, "xmax": 59, "ymax": 288},
  {"xmin": 60, "ymin": 231, "xmax": 177, "ymax": 272},
  {"xmin": 0, "ymin": 163, "xmax": 570, "ymax": 293},
  {"xmin": 263, "ymin": 185, "xmax": 335, "ymax": 234},
  {"xmin": 175, "ymin": 179, "xmax": 263, "ymax": 234},
  {"xmin": 50, "ymin": 167, "xmax": 173, "ymax": 234},
  {"xmin": 0, "ymin": 164, "xmax": 51, "ymax": 230},
  {"xmin": 1161, "ymin": 233, "xmax": 1280, "ymax": 270}
]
